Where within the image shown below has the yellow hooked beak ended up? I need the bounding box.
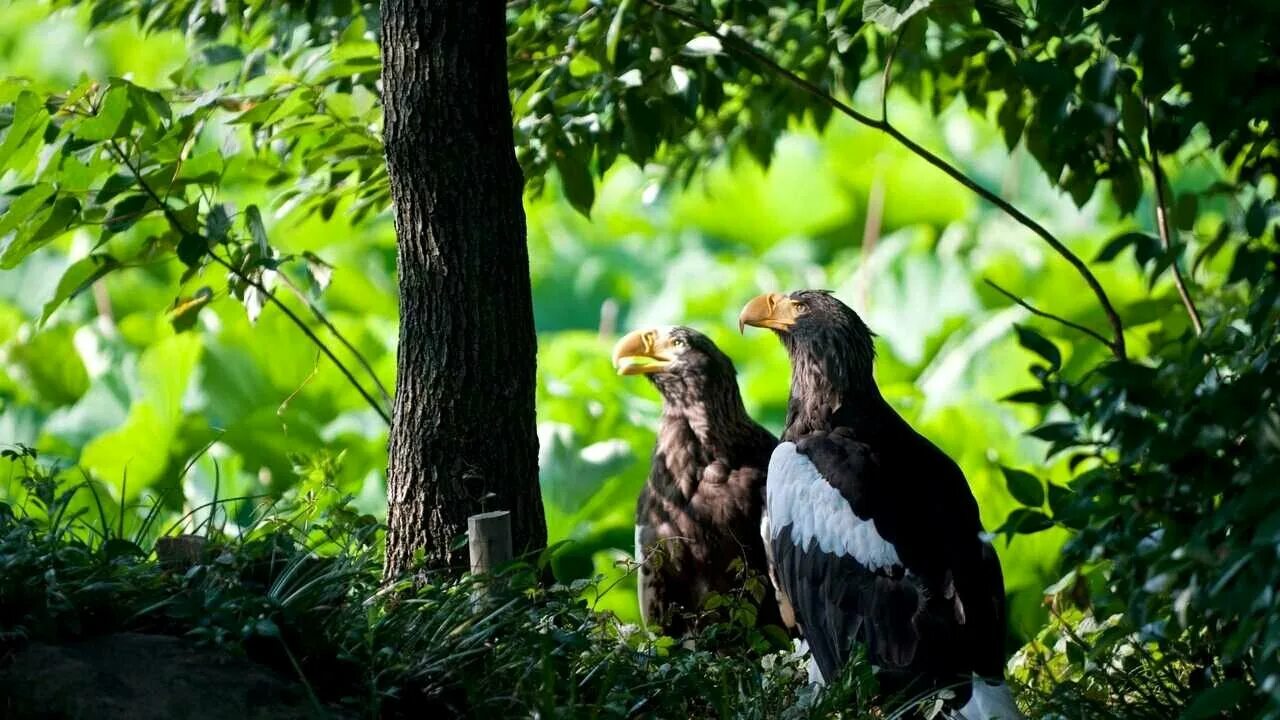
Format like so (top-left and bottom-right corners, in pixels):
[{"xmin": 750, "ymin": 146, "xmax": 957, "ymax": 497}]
[
  {"xmin": 611, "ymin": 328, "xmax": 676, "ymax": 375},
  {"xmin": 738, "ymin": 292, "xmax": 800, "ymax": 333}
]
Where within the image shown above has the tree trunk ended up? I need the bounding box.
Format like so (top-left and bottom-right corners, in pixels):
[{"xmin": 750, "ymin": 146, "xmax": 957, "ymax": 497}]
[{"xmin": 380, "ymin": 0, "xmax": 546, "ymax": 576}]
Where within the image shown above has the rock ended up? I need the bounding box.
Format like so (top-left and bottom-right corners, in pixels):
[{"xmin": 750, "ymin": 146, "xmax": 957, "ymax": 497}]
[
  {"xmin": 155, "ymin": 535, "xmax": 208, "ymax": 570},
  {"xmin": 0, "ymin": 632, "xmax": 341, "ymax": 720}
]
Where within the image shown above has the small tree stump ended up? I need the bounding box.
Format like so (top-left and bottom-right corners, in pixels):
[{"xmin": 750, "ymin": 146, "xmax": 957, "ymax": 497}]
[{"xmin": 468, "ymin": 510, "xmax": 512, "ymax": 575}]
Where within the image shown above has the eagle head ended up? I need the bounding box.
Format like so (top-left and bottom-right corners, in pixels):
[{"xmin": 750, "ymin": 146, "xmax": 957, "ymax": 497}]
[
  {"xmin": 611, "ymin": 326, "xmax": 737, "ymax": 404},
  {"xmin": 739, "ymin": 290, "xmax": 877, "ymax": 395}
]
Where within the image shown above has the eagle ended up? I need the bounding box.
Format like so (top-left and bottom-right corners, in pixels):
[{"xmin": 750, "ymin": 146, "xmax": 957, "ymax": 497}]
[
  {"xmin": 612, "ymin": 325, "xmax": 790, "ymax": 635},
  {"xmin": 739, "ymin": 291, "xmax": 1022, "ymax": 720}
]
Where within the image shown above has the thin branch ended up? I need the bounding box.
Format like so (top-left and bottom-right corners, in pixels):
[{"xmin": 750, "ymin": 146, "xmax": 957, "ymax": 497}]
[
  {"xmin": 1144, "ymin": 102, "xmax": 1204, "ymax": 335},
  {"xmin": 105, "ymin": 140, "xmax": 392, "ymax": 426},
  {"xmin": 984, "ymin": 278, "xmax": 1114, "ymax": 351},
  {"xmin": 275, "ymin": 271, "xmax": 394, "ymax": 408},
  {"xmin": 643, "ymin": 0, "xmax": 1127, "ymax": 359}
]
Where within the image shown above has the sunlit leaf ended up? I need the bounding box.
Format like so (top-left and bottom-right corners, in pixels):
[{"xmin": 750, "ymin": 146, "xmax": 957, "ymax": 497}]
[{"xmin": 40, "ymin": 254, "xmax": 121, "ymax": 325}]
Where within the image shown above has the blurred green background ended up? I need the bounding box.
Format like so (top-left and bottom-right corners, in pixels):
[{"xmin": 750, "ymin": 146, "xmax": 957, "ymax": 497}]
[{"xmin": 0, "ymin": 4, "xmax": 1210, "ymax": 640}]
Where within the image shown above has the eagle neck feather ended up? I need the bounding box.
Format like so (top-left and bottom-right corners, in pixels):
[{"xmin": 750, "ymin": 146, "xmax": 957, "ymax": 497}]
[{"xmin": 781, "ymin": 325, "xmax": 880, "ymax": 442}]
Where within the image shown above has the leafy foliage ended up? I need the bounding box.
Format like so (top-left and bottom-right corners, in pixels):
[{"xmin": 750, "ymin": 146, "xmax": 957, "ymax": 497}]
[
  {"xmin": 1000, "ymin": 271, "xmax": 1280, "ymax": 716},
  {"xmin": 0, "ymin": 457, "xmax": 885, "ymax": 718},
  {"xmin": 2, "ymin": 0, "xmax": 1280, "ymax": 716}
]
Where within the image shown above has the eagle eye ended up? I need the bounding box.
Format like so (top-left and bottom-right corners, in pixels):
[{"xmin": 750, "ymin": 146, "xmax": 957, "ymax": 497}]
[
  {"xmin": 794, "ymin": 302, "xmax": 809, "ymax": 315},
  {"xmin": 671, "ymin": 338, "xmax": 686, "ymax": 347}
]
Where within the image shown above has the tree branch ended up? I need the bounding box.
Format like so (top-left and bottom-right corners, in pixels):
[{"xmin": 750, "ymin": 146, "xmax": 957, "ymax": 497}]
[
  {"xmin": 644, "ymin": 0, "xmax": 1127, "ymax": 359},
  {"xmin": 983, "ymin": 278, "xmax": 1115, "ymax": 351},
  {"xmin": 275, "ymin": 271, "xmax": 394, "ymax": 409},
  {"xmin": 1144, "ymin": 102, "xmax": 1204, "ymax": 335},
  {"xmin": 106, "ymin": 140, "xmax": 392, "ymax": 426}
]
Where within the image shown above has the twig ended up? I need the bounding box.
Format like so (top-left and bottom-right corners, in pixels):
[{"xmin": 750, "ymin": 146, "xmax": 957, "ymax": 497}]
[
  {"xmin": 105, "ymin": 139, "xmax": 392, "ymax": 426},
  {"xmin": 1144, "ymin": 102, "xmax": 1204, "ymax": 335},
  {"xmin": 276, "ymin": 271, "xmax": 394, "ymax": 408},
  {"xmin": 643, "ymin": 0, "xmax": 1127, "ymax": 359},
  {"xmin": 984, "ymin": 278, "xmax": 1114, "ymax": 351}
]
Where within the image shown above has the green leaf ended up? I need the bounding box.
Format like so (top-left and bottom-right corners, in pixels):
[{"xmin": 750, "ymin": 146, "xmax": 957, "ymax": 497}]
[
  {"xmin": 1014, "ymin": 324, "xmax": 1061, "ymax": 370},
  {"xmin": 1244, "ymin": 199, "xmax": 1268, "ymax": 238},
  {"xmin": 1029, "ymin": 421, "xmax": 1077, "ymax": 444},
  {"xmin": 229, "ymin": 96, "xmax": 285, "ymax": 126},
  {"xmin": 95, "ymin": 173, "xmax": 136, "ymax": 204},
  {"xmin": 176, "ymin": 152, "xmax": 224, "ymax": 184},
  {"xmin": 0, "ymin": 182, "xmax": 56, "ymax": 241},
  {"xmin": 40, "ymin": 254, "xmax": 121, "ymax": 325},
  {"xmin": 104, "ymin": 194, "xmax": 153, "ymax": 234},
  {"xmin": 76, "ymin": 85, "xmax": 132, "ymax": 141},
  {"xmin": 81, "ymin": 333, "xmax": 202, "ymax": 496},
  {"xmin": 1174, "ymin": 193, "xmax": 1198, "ymax": 231},
  {"xmin": 1095, "ymin": 231, "xmax": 1155, "ymax": 263},
  {"xmin": 975, "ymin": 0, "xmax": 1025, "ymax": 46},
  {"xmin": 1002, "ymin": 466, "xmax": 1045, "ymax": 507},
  {"xmin": 176, "ymin": 232, "xmax": 209, "ymax": 268},
  {"xmin": 999, "ymin": 508, "xmax": 1053, "ymax": 536},
  {"xmin": 0, "ymin": 91, "xmax": 50, "ymax": 170},
  {"xmin": 1001, "ymin": 388, "xmax": 1051, "ymax": 405},
  {"xmin": 1110, "ymin": 160, "xmax": 1142, "ymax": 215},
  {"xmin": 555, "ymin": 148, "xmax": 595, "ymax": 218},
  {"xmin": 245, "ymin": 204, "xmax": 270, "ymax": 255},
  {"xmin": 1046, "ymin": 483, "xmax": 1073, "ymax": 518},
  {"xmin": 7, "ymin": 325, "xmax": 89, "ymax": 406},
  {"xmin": 863, "ymin": 0, "xmax": 931, "ymax": 30},
  {"xmin": 605, "ymin": 0, "xmax": 633, "ymax": 65}
]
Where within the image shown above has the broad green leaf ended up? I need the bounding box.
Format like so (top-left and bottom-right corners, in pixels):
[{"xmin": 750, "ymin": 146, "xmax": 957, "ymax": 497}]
[
  {"xmin": 1014, "ymin": 324, "xmax": 1061, "ymax": 370},
  {"xmin": 75, "ymin": 85, "xmax": 132, "ymax": 141},
  {"xmin": 0, "ymin": 182, "xmax": 56, "ymax": 240},
  {"xmin": 39, "ymin": 254, "xmax": 120, "ymax": 325},
  {"xmin": 176, "ymin": 152, "xmax": 224, "ymax": 184},
  {"xmin": 8, "ymin": 325, "xmax": 90, "ymax": 407},
  {"xmin": 1028, "ymin": 421, "xmax": 1077, "ymax": 444},
  {"xmin": 81, "ymin": 333, "xmax": 202, "ymax": 496},
  {"xmin": 95, "ymin": 173, "xmax": 136, "ymax": 204},
  {"xmin": 0, "ymin": 91, "xmax": 50, "ymax": 170},
  {"xmin": 1001, "ymin": 466, "xmax": 1045, "ymax": 507},
  {"xmin": 863, "ymin": 0, "xmax": 931, "ymax": 31},
  {"xmin": 999, "ymin": 508, "xmax": 1053, "ymax": 536},
  {"xmin": 103, "ymin": 194, "xmax": 153, "ymax": 234},
  {"xmin": 176, "ymin": 232, "xmax": 210, "ymax": 268},
  {"xmin": 555, "ymin": 149, "xmax": 595, "ymax": 218}
]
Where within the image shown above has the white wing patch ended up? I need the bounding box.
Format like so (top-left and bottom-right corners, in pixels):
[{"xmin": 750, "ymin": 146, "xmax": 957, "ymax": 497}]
[
  {"xmin": 635, "ymin": 524, "xmax": 650, "ymax": 627},
  {"xmin": 767, "ymin": 442, "xmax": 901, "ymax": 571},
  {"xmin": 956, "ymin": 678, "xmax": 1023, "ymax": 720}
]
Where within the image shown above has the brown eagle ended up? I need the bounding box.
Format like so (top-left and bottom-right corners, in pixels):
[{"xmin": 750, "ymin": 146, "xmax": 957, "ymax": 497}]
[
  {"xmin": 612, "ymin": 325, "xmax": 789, "ymax": 635},
  {"xmin": 740, "ymin": 291, "xmax": 1022, "ymax": 719}
]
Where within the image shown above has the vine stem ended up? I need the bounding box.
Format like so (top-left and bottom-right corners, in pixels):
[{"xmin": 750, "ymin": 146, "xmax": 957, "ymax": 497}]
[
  {"xmin": 105, "ymin": 140, "xmax": 392, "ymax": 426},
  {"xmin": 1144, "ymin": 102, "xmax": 1204, "ymax": 335},
  {"xmin": 644, "ymin": 0, "xmax": 1127, "ymax": 359}
]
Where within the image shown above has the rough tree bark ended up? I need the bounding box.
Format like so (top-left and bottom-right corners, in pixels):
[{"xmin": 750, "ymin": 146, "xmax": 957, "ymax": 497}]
[{"xmin": 380, "ymin": 0, "xmax": 547, "ymax": 576}]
